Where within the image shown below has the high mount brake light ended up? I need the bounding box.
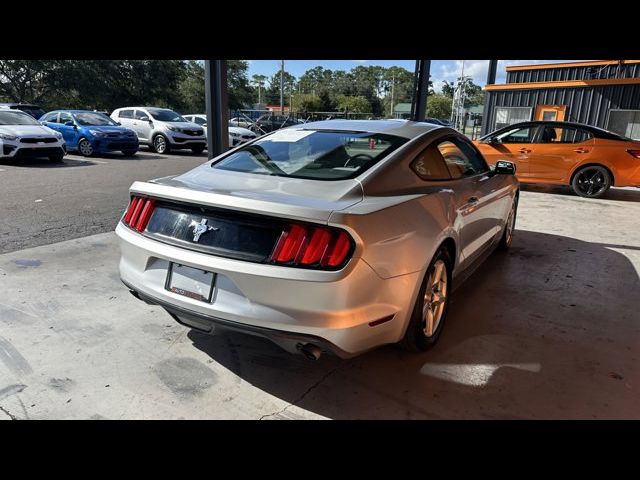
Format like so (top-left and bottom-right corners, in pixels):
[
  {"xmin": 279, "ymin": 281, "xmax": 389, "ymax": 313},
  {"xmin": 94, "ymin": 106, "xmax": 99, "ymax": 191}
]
[
  {"xmin": 122, "ymin": 196, "xmax": 155, "ymax": 232},
  {"xmin": 269, "ymin": 223, "xmax": 353, "ymax": 269}
]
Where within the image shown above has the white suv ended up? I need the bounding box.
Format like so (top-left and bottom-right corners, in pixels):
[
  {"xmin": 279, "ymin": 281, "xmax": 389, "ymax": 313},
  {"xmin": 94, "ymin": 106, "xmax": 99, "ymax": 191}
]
[
  {"xmin": 182, "ymin": 114, "xmax": 257, "ymax": 148},
  {"xmin": 111, "ymin": 107, "xmax": 206, "ymax": 154},
  {"xmin": 0, "ymin": 109, "xmax": 66, "ymax": 162}
]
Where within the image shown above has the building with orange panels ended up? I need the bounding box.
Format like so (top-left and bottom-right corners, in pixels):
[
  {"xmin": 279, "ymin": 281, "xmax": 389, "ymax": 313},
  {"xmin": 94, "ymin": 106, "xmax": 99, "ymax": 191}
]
[{"xmin": 482, "ymin": 60, "xmax": 640, "ymax": 139}]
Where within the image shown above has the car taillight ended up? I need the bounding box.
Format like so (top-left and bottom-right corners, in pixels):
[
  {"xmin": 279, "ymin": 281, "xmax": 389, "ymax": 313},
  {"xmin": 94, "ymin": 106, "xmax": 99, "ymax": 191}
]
[
  {"xmin": 269, "ymin": 223, "xmax": 354, "ymax": 270},
  {"xmin": 627, "ymin": 149, "xmax": 640, "ymax": 159},
  {"xmin": 122, "ymin": 196, "xmax": 155, "ymax": 232}
]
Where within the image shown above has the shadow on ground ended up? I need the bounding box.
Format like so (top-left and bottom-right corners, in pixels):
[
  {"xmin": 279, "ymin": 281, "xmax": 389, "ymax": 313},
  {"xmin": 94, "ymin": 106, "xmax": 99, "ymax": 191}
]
[
  {"xmin": 521, "ymin": 183, "xmax": 640, "ymax": 202},
  {"xmin": 188, "ymin": 230, "xmax": 640, "ymax": 419},
  {"xmin": 0, "ymin": 157, "xmax": 96, "ymax": 168}
]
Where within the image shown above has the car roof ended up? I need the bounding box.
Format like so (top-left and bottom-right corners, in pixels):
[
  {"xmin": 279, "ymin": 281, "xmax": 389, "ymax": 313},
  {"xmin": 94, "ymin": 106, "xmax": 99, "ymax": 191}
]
[
  {"xmin": 287, "ymin": 119, "xmax": 442, "ymax": 139},
  {"xmin": 483, "ymin": 120, "xmax": 628, "ymax": 140},
  {"xmin": 0, "ymin": 102, "xmax": 41, "ymax": 107}
]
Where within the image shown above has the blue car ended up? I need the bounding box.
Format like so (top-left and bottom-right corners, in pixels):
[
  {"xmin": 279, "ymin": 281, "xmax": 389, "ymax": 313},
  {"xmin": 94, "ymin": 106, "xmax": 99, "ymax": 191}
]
[{"xmin": 39, "ymin": 110, "xmax": 139, "ymax": 157}]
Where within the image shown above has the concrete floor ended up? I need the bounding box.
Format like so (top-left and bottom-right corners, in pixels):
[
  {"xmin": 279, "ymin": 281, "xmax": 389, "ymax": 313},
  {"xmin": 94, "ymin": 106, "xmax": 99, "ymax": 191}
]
[{"xmin": 0, "ymin": 185, "xmax": 639, "ymax": 419}]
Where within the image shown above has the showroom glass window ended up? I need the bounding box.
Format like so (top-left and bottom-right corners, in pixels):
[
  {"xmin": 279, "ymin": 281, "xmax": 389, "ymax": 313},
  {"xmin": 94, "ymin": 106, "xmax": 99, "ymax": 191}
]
[
  {"xmin": 607, "ymin": 110, "xmax": 640, "ymax": 140},
  {"xmin": 494, "ymin": 107, "xmax": 532, "ymax": 130}
]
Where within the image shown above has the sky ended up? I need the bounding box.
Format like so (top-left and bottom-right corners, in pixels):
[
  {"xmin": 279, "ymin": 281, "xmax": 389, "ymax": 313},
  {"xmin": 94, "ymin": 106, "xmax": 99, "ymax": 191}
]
[{"xmin": 246, "ymin": 60, "xmax": 582, "ymax": 92}]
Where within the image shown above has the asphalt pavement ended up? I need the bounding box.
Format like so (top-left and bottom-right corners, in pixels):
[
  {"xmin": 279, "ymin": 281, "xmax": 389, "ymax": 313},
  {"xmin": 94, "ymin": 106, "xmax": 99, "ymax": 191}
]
[{"xmin": 0, "ymin": 148, "xmax": 208, "ymax": 254}]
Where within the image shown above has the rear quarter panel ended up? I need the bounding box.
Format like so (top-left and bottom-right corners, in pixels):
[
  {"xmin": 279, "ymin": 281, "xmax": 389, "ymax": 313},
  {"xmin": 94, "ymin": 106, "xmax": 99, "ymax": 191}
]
[{"xmin": 575, "ymin": 139, "xmax": 640, "ymax": 186}]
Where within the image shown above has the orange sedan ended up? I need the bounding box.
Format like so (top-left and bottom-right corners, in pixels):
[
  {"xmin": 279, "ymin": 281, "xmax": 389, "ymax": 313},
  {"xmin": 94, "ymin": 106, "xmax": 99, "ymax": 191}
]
[{"xmin": 475, "ymin": 121, "xmax": 640, "ymax": 198}]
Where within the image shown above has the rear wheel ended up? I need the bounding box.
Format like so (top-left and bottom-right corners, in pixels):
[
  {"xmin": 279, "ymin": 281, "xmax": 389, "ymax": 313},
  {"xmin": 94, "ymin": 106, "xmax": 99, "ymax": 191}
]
[
  {"xmin": 400, "ymin": 246, "xmax": 452, "ymax": 352},
  {"xmin": 498, "ymin": 195, "xmax": 518, "ymax": 250},
  {"xmin": 151, "ymin": 134, "xmax": 170, "ymax": 154},
  {"xmin": 571, "ymin": 165, "xmax": 611, "ymax": 198},
  {"xmin": 77, "ymin": 138, "xmax": 94, "ymax": 157}
]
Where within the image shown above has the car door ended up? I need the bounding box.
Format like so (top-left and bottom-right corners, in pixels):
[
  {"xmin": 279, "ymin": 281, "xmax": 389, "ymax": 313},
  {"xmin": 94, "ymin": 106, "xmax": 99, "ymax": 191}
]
[
  {"xmin": 478, "ymin": 125, "xmax": 538, "ymax": 179},
  {"xmin": 116, "ymin": 109, "xmax": 135, "ymax": 131},
  {"xmin": 528, "ymin": 125, "xmax": 595, "ymax": 182},
  {"xmin": 58, "ymin": 112, "xmax": 79, "ymax": 145},
  {"xmin": 132, "ymin": 109, "xmax": 152, "ymax": 142},
  {"xmin": 436, "ymin": 136, "xmax": 507, "ymax": 269}
]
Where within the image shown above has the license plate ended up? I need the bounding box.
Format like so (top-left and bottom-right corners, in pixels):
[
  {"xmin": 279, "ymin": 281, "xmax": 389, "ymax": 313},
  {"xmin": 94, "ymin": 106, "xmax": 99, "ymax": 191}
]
[{"xmin": 166, "ymin": 263, "xmax": 216, "ymax": 302}]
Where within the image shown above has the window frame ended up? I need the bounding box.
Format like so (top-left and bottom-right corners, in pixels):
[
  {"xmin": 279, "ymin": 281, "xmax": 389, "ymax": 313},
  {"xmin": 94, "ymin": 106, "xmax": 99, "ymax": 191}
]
[
  {"xmin": 607, "ymin": 108, "xmax": 640, "ymax": 140},
  {"xmin": 493, "ymin": 106, "xmax": 533, "ymax": 131},
  {"xmin": 43, "ymin": 112, "xmax": 59, "ymax": 123},
  {"xmin": 534, "ymin": 124, "xmax": 594, "ymax": 144}
]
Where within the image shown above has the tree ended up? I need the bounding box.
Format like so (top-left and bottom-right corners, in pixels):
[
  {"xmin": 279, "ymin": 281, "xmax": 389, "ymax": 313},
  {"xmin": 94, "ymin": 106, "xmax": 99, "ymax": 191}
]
[
  {"xmin": 177, "ymin": 60, "xmax": 206, "ymax": 113},
  {"xmin": 227, "ymin": 60, "xmax": 253, "ymax": 109},
  {"xmin": 426, "ymin": 94, "xmax": 452, "ymax": 119},
  {"xmin": 442, "ymin": 76, "xmax": 482, "ymax": 107},
  {"xmin": 251, "ymin": 74, "xmax": 268, "ymax": 105},
  {"xmin": 335, "ymin": 95, "xmax": 371, "ymax": 114},
  {"xmin": 264, "ymin": 70, "xmax": 296, "ymax": 106},
  {"xmin": 291, "ymin": 93, "xmax": 323, "ymax": 112}
]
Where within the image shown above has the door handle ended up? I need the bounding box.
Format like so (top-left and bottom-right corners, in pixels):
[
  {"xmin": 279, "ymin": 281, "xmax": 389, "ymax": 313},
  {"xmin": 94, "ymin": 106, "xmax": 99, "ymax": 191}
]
[
  {"xmin": 467, "ymin": 196, "xmax": 479, "ymax": 204},
  {"xmin": 574, "ymin": 148, "xmax": 589, "ymax": 153},
  {"xmin": 518, "ymin": 148, "xmax": 531, "ymax": 153}
]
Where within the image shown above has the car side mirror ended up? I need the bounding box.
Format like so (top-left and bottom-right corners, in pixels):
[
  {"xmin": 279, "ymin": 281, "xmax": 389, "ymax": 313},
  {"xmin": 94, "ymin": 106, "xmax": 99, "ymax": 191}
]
[
  {"xmin": 116, "ymin": 121, "xmax": 121, "ymax": 125},
  {"xmin": 483, "ymin": 136, "xmax": 501, "ymax": 144},
  {"xmin": 139, "ymin": 116, "xmax": 150, "ymax": 122},
  {"xmin": 493, "ymin": 160, "xmax": 516, "ymax": 175}
]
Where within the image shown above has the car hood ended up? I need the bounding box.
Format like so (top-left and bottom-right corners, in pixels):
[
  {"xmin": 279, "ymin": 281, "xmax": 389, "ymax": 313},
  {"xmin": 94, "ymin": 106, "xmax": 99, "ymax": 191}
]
[
  {"xmin": 81, "ymin": 125, "xmax": 134, "ymax": 134},
  {"xmin": 228, "ymin": 126, "xmax": 254, "ymax": 135},
  {"xmin": 131, "ymin": 163, "xmax": 364, "ymax": 223},
  {"xmin": 0, "ymin": 124, "xmax": 58, "ymax": 137},
  {"xmin": 163, "ymin": 121, "xmax": 202, "ymax": 130}
]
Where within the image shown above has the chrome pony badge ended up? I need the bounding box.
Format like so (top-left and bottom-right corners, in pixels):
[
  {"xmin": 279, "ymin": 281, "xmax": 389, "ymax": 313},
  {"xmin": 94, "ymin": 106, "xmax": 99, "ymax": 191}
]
[{"xmin": 190, "ymin": 218, "xmax": 218, "ymax": 242}]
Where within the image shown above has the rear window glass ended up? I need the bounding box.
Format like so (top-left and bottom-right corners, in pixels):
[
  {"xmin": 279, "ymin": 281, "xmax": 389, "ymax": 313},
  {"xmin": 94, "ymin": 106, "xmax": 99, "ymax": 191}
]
[{"xmin": 211, "ymin": 129, "xmax": 408, "ymax": 180}]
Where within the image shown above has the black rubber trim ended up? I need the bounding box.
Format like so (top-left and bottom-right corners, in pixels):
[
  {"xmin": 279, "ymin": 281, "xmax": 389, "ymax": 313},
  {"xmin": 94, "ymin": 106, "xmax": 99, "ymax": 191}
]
[{"xmin": 121, "ymin": 279, "xmax": 354, "ymax": 358}]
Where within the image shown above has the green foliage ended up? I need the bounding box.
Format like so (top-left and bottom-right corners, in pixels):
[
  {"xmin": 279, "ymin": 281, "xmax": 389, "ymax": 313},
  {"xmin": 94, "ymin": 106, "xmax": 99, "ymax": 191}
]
[
  {"xmin": 335, "ymin": 95, "xmax": 371, "ymax": 114},
  {"xmin": 441, "ymin": 76, "xmax": 483, "ymax": 107},
  {"xmin": 291, "ymin": 93, "xmax": 323, "ymax": 112},
  {"xmin": 426, "ymin": 94, "xmax": 452, "ymax": 119}
]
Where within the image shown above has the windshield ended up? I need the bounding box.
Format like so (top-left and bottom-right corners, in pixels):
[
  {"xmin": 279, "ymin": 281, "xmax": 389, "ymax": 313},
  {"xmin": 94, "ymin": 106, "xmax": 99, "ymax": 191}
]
[
  {"xmin": 74, "ymin": 112, "xmax": 118, "ymax": 126},
  {"xmin": 147, "ymin": 108, "xmax": 186, "ymax": 122},
  {"xmin": 212, "ymin": 129, "xmax": 408, "ymax": 180},
  {"xmin": 0, "ymin": 110, "xmax": 41, "ymax": 125}
]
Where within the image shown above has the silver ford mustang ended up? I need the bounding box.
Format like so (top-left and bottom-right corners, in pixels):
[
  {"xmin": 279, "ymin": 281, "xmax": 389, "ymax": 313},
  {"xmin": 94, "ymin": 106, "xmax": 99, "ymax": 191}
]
[{"xmin": 116, "ymin": 120, "xmax": 519, "ymax": 359}]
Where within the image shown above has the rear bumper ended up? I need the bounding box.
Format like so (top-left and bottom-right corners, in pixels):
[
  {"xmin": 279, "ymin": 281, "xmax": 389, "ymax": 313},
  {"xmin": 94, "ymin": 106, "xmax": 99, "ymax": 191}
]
[{"xmin": 116, "ymin": 222, "xmax": 420, "ymax": 357}]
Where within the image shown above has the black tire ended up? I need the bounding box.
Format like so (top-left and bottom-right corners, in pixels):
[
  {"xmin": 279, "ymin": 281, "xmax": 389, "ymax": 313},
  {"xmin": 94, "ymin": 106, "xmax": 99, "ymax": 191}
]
[
  {"xmin": 400, "ymin": 246, "xmax": 452, "ymax": 352},
  {"xmin": 122, "ymin": 150, "xmax": 137, "ymax": 156},
  {"xmin": 49, "ymin": 154, "xmax": 64, "ymax": 163},
  {"xmin": 498, "ymin": 194, "xmax": 518, "ymax": 251},
  {"xmin": 151, "ymin": 134, "xmax": 170, "ymax": 154},
  {"xmin": 77, "ymin": 138, "xmax": 94, "ymax": 157},
  {"xmin": 191, "ymin": 145, "xmax": 205, "ymax": 155},
  {"xmin": 571, "ymin": 165, "xmax": 611, "ymax": 198}
]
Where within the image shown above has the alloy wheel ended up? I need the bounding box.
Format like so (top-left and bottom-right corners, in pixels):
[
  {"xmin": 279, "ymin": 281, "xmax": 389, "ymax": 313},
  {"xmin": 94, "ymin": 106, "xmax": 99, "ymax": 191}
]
[
  {"xmin": 154, "ymin": 135, "xmax": 167, "ymax": 153},
  {"xmin": 422, "ymin": 259, "xmax": 448, "ymax": 337},
  {"xmin": 575, "ymin": 167, "xmax": 608, "ymax": 197},
  {"xmin": 78, "ymin": 139, "xmax": 93, "ymax": 156}
]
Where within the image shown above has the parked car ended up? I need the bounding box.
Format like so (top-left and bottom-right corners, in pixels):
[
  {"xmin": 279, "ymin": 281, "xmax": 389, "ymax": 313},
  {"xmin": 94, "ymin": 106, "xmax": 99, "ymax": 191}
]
[
  {"xmin": 0, "ymin": 109, "xmax": 66, "ymax": 162},
  {"xmin": 182, "ymin": 114, "xmax": 258, "ymax": 148},
  {"xmin": 116, "ymin": 119, "xmax": 519, "ymax": 359},
  {"xmin": 252, "ymin": 114, "xmax": 303, "ymax": 133},
  {"xmin": 423, "ymin": 117, "xmax": 446, "ymax": 126},
  {"xmin": 0, "ymin": 103, "xmax": 46, "ymax": 119},
  {"xmin": 475, "ymin": 120, "xmax": 640, "ymax": 198},
  {"xmin": 110, "ymin": 107, "xmax": 205, "ymax": 154},
  {"xmin": 229, "ymin": 117, "xmax": 255, "ymax": 129},
  {"xmin": 40, "ymin": 110, "xmax": 139, "ymax": 157}
]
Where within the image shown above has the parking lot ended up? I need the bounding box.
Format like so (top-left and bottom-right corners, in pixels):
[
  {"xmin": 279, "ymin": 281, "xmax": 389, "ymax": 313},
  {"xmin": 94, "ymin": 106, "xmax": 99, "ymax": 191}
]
[{"xmin": 1, "ymin": 149, "xmax": 639, "ymax": 419}]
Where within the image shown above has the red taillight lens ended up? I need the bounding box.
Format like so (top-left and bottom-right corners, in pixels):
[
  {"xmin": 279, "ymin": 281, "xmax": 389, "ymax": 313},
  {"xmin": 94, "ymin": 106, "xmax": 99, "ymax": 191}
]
[
  {"xmin": 269, "ymin": 223, "xmax": 353, "ymax": 269},
  {"xmin": 627, "ymin": 149, "xmax": 640, "ymax": 159},
  {"xmin": 122, "ymin": 196, "xmax": 156, "ymax": 232}
]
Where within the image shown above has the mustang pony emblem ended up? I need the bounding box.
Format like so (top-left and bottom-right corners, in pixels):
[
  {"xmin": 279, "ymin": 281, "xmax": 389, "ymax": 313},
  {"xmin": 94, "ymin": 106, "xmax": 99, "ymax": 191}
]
[{"xmin": 189, "ymin": 218, "xmax": 218, "ymax": 242}]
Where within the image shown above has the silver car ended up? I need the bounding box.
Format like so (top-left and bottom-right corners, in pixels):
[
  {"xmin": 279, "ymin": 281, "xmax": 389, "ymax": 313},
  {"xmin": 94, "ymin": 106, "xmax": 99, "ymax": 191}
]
[
  {"xmin": 111, "ymin": 107, "xmax": 206, "ymax": 154},
  {"xmin": 182, "ymin": 114, "xmax": 258, "ymax": 148},
  {"xmin": 116, "ymin": 120, "xmax": 519, "ymax": 359}
]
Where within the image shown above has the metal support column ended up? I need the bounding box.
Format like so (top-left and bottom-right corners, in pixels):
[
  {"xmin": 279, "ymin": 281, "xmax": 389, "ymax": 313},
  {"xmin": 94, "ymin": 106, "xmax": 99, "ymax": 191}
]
[
  {"xmin": 411, "ymin": 60, "xmax": 431, "ymax": 122},
  {"xmin": 204, "ymin": 60, "xmax": 229, "ymax": 158},
  {"xmin": 481, "ymin": 60, "xmax": 499, "ymax": 136}
]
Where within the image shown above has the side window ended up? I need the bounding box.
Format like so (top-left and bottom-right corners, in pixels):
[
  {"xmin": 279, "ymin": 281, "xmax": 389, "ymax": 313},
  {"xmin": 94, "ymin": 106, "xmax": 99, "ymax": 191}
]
[
  {"xmin": 436, "ymin": 138, "xmax": 487, "ymax": 179},
  {"xmin": 410, "ymin": 145, "xmax": 451, "ymax": 181},
  {"xmin": 43, "ymin": 113, "xmax": 58, "ymax": 123},
  {"xmin": 496, "ymin": 126, "xmax": 535, "ymax": 144},
  {"xmin": 119, "ymin": 109, "xmax": 133, "ymax": 119},
  {"xmin": 538, "ymin": 126, "xmax": 594, "ymax": 144},
  {"xmin": 134, "ymin": 110, "xmax": 149, "ymax": 120},
  {"xmin": 192, "ymin": 116, "xmax": 206, "ymax": 125},
  {"xmin": 59, "ymin": 112, "xmax": 73, "ymax": 124}
]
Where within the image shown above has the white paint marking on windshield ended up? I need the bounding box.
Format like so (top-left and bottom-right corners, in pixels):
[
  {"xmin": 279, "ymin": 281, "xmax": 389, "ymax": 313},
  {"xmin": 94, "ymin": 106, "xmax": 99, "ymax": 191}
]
[{"xmin": 266, "ymin": 129, "xmax": 314, "ymax": 142}]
